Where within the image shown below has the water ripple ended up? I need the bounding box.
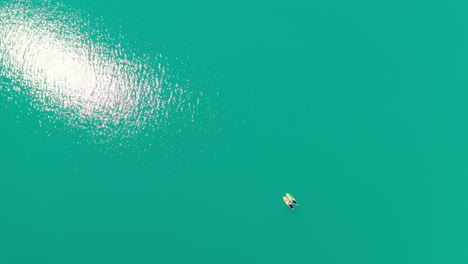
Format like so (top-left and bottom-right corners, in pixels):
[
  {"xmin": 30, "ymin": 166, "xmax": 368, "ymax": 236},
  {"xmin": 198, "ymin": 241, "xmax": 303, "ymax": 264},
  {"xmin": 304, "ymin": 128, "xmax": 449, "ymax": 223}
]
[{"xmin": 0, "ymin": 1, "xmax": 208, "ymax": 150}]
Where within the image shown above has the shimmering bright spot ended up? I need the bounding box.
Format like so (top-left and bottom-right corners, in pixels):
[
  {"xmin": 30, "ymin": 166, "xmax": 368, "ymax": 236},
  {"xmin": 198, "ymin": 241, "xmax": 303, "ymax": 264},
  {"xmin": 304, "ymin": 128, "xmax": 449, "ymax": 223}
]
[{"xmin": 0, "ymin": 1, "xmax": 202, "ymax": 145}]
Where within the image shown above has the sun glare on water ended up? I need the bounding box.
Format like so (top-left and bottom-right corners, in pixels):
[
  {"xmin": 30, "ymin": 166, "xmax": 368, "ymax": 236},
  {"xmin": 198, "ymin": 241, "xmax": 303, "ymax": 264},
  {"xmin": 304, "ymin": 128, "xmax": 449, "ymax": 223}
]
[{"xmin": 0, "ymin": 1, "xmax": 200, "ymax": 144}]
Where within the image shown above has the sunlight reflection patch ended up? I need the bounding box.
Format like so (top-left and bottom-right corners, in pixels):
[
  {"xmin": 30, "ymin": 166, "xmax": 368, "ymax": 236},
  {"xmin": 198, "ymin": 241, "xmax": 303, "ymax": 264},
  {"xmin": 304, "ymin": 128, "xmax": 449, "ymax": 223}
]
[{"xmin": 0, "ymin": 1, "xmax": 200, "ymax": 143}]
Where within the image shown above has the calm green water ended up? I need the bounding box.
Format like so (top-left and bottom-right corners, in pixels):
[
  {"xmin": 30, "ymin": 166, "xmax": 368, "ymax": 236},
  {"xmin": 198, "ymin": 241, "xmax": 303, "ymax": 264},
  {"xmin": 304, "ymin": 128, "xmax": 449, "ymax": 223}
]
[{"xmin": 1, "ymin": 0, "xmax": 467, "ymax": 263}]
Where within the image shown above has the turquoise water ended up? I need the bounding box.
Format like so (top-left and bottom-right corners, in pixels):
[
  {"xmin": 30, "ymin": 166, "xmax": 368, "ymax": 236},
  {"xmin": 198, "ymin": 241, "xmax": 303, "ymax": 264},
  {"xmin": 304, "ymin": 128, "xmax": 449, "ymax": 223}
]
[{"xmin": 1, "ymin": 0, "xmax": 467, "ymax": 263}]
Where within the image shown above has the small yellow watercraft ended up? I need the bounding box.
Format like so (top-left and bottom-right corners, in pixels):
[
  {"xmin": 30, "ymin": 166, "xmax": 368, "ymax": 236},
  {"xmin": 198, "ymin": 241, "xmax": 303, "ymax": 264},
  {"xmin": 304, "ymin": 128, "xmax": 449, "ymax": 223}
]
[
  {"xmin": 286, "ymin": 193, "xmax": 298, "ymax": 206},
  {"xmin": 283, "ymin": 196, "xmax": 294, "ymax": 210}
]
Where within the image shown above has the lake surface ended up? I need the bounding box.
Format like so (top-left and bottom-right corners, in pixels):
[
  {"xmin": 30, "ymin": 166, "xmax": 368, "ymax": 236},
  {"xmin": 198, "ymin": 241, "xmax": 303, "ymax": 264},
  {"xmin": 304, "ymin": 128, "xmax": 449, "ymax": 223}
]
[{"xmin": 0, "ymin": 0, "xmax": 466, "ymax": 263}]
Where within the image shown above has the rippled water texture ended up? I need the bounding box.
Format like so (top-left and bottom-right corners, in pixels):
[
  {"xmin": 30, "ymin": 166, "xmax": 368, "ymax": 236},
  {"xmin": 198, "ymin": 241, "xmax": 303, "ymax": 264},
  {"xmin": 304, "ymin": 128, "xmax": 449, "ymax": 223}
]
[{"xmin": 0, "ymin": 1, "xmax": 204, "ymax": 146}]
